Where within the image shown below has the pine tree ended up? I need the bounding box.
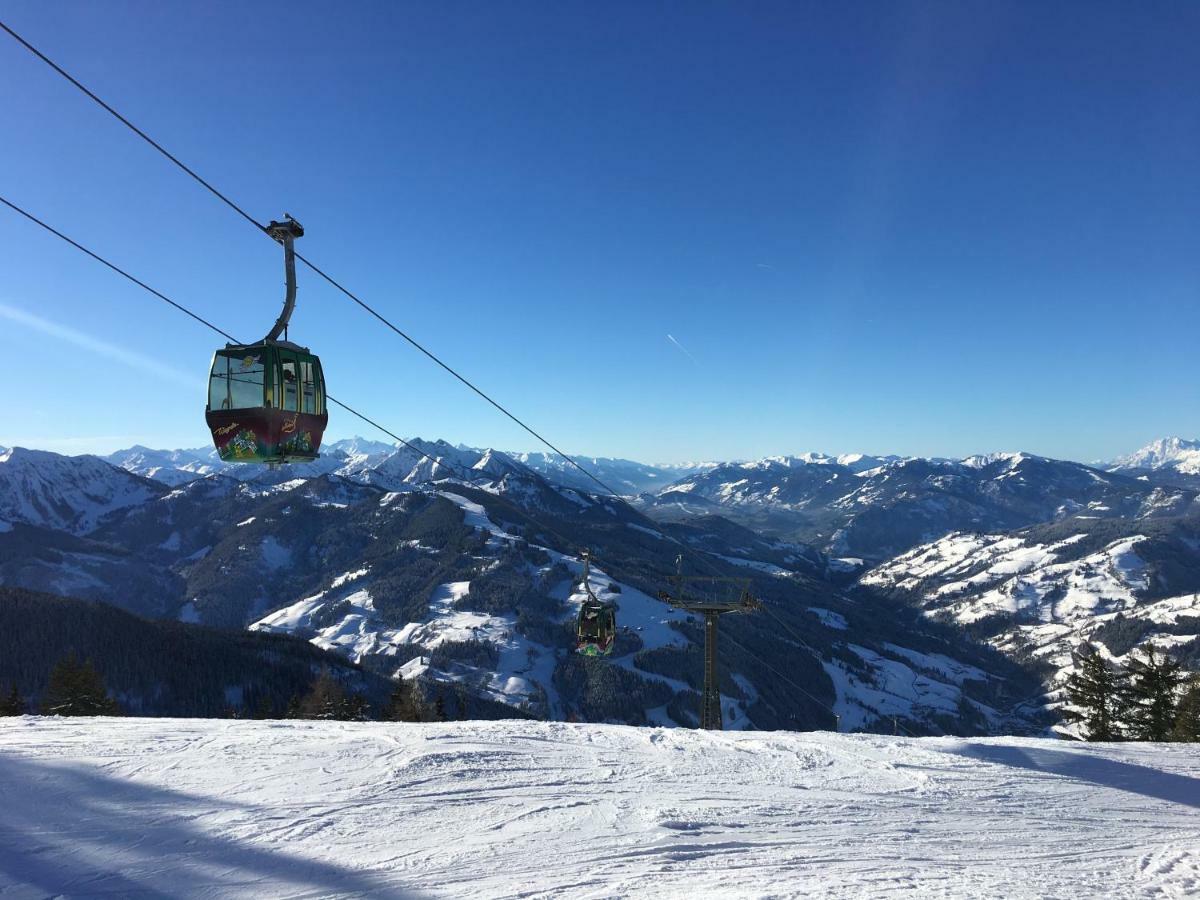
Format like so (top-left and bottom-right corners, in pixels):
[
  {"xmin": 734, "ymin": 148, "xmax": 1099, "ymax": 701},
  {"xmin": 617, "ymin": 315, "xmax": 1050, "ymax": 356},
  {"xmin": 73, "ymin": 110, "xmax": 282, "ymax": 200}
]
[
  {"xmin": 1124, "ymin": 645, "xmax": 1185, "ymax": 741},
  {"xmin": 1062, "ymin": 645, "xmax": 1124, "ymax": 741},
  {"xmin": 298, "ymin": 669, "xmax": 348, "ymax": 720},
  {"xmin": 344, "ymin": 693, "xmax": 371, "ymax": 722},
  {"xmin": 41, "ymin": 655, "xmax": 121, "ymax": 716},
  {"xmin": 1170, "ymin": 678, "xmax": 1200, "ymax": 742},
  {"xmin": 0, "ymin": 683, "xmax": 25, "ymax": 716},
  {"xmin": 284, "ymin": 694, "xmax": 302, "ymax": 719},
  {"xmin": 252, "ymin": 694, "xmax": 275, "ymax": 720},
  {"xmin": 453, "ymin": 683, "xmax": 470, "ymax": 721},
  {"xmin": 384, "ymin": 680, "xmax": 423, "ymax": 722}
]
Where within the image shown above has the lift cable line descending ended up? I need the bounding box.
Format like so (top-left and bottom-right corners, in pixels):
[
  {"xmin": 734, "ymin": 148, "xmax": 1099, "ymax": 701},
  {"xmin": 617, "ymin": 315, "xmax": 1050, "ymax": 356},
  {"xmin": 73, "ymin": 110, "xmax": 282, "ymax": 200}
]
[
  {"xmin": 719, "ymin": 632, "xmax": 842, "ymax": 732},
  {"xmin": 0, "ymin": 18, "xmax": 624, "ymax": 502},
  {"xmin": 0, "ymin": 195, "xmax": 239, "ymax": 344},
  {"xmin": 750, "ymin": 604, "xmax": 920, "ymax": 736}
]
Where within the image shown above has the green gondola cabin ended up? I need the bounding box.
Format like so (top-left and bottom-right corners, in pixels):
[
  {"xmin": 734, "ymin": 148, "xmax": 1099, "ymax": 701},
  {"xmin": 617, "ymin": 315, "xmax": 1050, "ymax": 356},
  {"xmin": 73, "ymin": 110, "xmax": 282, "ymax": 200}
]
[
  {"xmin": 205, "ymin": 341, "xmax": 327, "ymax": 463},
  {"xmin": 575, "ymin": 599, "xmax": 617, "ymax": 656}
]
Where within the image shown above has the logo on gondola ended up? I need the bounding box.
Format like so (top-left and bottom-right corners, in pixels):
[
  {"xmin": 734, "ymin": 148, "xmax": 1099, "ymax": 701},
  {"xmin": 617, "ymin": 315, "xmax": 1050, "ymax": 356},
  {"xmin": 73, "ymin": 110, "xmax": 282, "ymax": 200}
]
[
  {"xmin": 225, "ymin": 429, "xmax": 260, "ymax": 459},
  {"xmin": 213, "ymin": 422, "xmax": 240, "ymax": 436},
  {"xmin": 281, "ymin": 414, "xmax": 298, "ymax": 434},
  {"xmin": 239, "ymin": 355, "xmax": 258, "ymax": 370}
]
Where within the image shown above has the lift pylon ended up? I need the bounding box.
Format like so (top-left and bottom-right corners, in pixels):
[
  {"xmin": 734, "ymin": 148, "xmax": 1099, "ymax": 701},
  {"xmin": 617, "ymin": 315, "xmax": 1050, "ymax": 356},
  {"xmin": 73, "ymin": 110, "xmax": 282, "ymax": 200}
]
[{"xmin": 658, "ymin": 556, "xmax": 760, "ymax": 730}]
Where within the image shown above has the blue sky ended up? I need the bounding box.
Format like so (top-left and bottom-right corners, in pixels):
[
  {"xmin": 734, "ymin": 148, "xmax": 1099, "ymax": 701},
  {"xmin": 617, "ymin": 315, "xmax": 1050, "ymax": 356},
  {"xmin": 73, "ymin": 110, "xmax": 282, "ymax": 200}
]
[{"xmin": 1, "ymin": 1, "xmax": 1196, "ymax": 463}]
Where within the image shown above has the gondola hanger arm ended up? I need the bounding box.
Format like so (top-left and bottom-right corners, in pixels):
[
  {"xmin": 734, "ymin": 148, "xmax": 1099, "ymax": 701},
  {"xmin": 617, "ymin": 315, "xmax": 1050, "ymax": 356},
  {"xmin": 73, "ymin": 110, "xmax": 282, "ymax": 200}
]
[{"xmin": 263, "ymin": 215, "xmax": 304, "ymax": 343}]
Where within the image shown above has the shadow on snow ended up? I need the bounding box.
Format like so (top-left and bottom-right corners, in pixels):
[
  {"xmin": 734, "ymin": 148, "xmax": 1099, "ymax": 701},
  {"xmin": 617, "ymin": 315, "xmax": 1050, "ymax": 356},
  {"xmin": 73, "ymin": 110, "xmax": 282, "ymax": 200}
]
[
  {"xmin": 0, "ymin": 754, "xmax": 426, "ymax": 898},
  {"xmin": 943, "ymin": 742, "xmax": 1200, "ymax": 810}
]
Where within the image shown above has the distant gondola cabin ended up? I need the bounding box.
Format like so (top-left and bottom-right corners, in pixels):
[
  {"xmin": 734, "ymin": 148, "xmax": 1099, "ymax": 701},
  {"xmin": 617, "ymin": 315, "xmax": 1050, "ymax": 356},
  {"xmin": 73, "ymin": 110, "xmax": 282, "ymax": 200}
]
[
  {"xmin": 205, "ymin": 340, "xmax": 327, "ymax": 464},
  {"xmin": 575, "ymin": 600, "xmax": 616, "ymax": 657}
]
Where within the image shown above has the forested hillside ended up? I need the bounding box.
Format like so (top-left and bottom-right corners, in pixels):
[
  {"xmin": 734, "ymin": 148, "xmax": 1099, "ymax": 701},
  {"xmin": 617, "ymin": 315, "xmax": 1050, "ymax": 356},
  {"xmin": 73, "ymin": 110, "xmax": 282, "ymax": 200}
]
[{"xmin": 0, "ymin": 587, "xmax": 394, "ymax": 717}]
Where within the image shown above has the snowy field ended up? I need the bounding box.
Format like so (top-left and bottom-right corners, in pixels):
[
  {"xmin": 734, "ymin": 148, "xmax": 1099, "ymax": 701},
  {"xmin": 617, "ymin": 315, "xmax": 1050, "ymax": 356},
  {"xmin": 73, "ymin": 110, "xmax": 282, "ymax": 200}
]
[{"xmin": 1, "ymin": 719, "xmax": 1198, "ymax": 898}]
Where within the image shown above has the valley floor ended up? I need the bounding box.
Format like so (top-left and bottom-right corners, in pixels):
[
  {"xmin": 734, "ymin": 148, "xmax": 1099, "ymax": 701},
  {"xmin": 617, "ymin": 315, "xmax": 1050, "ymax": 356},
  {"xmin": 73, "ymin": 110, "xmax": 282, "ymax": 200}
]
[{"xmin": 0, "ymin": 719, "xmax": 1197, "ymax": 898}]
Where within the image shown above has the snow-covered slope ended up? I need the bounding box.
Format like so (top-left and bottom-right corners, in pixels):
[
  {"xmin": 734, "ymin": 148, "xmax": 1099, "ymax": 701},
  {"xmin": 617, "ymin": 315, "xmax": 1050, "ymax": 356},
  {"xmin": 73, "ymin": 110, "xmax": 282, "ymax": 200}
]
[
  {"xmin": 861, "ymin": 517, "xmax": 1200, "ymax": 719},
  {"xmin": 2, "ymin": 718, "xmax": 1198, "ymax": 899},
  {"xmin": 252, "ymin": 495, "xmax": 697, "ymax": 722},
  {"xmin": 247, "ymin": 487, "xmax": 1024, "ymax": 733},
  {"xmin": 0, "ymin": 447, "xmax": 163, "ymax": 534}
]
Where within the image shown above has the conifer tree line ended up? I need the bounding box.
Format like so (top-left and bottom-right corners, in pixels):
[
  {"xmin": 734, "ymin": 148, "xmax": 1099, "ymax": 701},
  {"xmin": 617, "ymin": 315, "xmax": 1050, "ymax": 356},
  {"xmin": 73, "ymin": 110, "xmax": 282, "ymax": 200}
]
[
  {"xmin": 271, "ymin": 668, "xmax": 476, "ymax": 722},
  {"xmin": 0, "ymin": 682, "xmax": 26, "ymax": 716},
  {"xmin": 0, "ymin": 587, "xmax": 401, "ymax": 718},
  {"xmin": 0, "ymin": 653, "xmax": 460, "ymax": 724},
  {"xmin": 0, "ymin": 655, "xmax": 119, "ymax": 717},
  {"xmin": 273, "ymin": 668, "xmax": 444, "ymax": 723},
  {"xmin": 1063, "ymin": 642, "xmax": 1200, "ymax": 742}
]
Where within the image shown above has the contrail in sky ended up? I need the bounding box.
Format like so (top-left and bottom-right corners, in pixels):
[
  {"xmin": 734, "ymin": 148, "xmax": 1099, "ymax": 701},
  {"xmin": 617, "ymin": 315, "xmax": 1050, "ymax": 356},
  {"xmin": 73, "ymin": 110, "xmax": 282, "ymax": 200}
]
[
  {"xmin": 0, "ymin": 301, "xmax": 200, "ymax": 388},
  {"xmin": 666, "ymin": 333, "xmax": 699, "ymax": 366}
]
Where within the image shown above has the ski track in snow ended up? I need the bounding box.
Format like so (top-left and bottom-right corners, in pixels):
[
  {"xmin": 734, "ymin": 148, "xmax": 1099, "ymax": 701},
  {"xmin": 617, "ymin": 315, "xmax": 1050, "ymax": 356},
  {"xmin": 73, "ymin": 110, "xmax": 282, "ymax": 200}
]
[{"xmin": 1, "ymin": 719, "xmax": 1198, "ymax": 899}]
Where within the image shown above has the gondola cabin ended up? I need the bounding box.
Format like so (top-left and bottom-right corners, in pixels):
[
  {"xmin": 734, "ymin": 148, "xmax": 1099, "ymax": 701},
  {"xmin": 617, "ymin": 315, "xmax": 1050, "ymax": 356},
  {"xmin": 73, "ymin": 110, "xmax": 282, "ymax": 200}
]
[
  {"xmin": 205, "ymin": 341, "xmax": 327, "ymax": 463},
  {"xmin": 575, "ymin": 599, "xmax": 616, "ymax": 657}
]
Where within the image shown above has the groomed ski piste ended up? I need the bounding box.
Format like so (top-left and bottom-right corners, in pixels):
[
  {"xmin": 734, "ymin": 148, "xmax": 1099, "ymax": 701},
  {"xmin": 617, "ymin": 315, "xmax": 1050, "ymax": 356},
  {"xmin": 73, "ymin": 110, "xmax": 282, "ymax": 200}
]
[{"xmin": 2, "ymin": 718, "xmax": 1198, "ymax": 898}]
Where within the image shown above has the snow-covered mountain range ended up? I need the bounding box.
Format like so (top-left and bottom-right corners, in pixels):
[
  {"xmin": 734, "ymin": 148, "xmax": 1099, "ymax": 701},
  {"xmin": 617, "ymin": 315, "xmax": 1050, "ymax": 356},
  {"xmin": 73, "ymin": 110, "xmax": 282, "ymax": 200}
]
[
  {"xmin": 104, "ymin": 438, "xmax": 521, "ymax": 489},
  {"xmin": 1109, "ymin": 437, "xmax": 1200, "ymax": 481},
  {"xmin": 640, "ymin": 450, "xmax": 1196, "ymax": 563},
  {"xmin": 100, "ymin": 437, "xmax": 1200, "ymax": 559},
  {"xmin": 4, "ymin": 435, "xmax": 1198, "ymax": 735},
  {"xmin": 0, "ymin": 447, "xmax": 162, "ymax": 535},
  {"xmin": 104, "ymin": 440, "xmax": 712, "ymax": 496},
  {"xmin": 0, "ymin": 442, "xmax": 1043, "ymax": 735}
]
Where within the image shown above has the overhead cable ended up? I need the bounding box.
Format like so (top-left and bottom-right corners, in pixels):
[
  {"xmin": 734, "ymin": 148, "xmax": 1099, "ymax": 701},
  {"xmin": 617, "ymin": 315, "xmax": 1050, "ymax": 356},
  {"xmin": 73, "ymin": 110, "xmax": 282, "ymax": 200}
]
[{"xmin": 0, "ymin": 18, "xmax": 625, "ymax": 501}]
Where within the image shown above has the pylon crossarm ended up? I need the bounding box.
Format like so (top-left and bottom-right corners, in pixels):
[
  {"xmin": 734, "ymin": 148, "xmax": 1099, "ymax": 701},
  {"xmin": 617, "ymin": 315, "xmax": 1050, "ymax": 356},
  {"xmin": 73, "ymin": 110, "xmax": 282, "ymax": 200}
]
[{"xmin": 661, "ymin": 597, "xmax": 754, "ymax": 614}]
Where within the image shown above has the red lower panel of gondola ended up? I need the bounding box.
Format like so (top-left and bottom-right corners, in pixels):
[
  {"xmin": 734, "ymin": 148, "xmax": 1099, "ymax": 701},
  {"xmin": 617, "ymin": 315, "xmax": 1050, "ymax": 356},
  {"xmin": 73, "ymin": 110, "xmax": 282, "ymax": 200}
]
[{"xmin": 205, "ymin": 408, "xmax": 328, "ymax": 463}]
